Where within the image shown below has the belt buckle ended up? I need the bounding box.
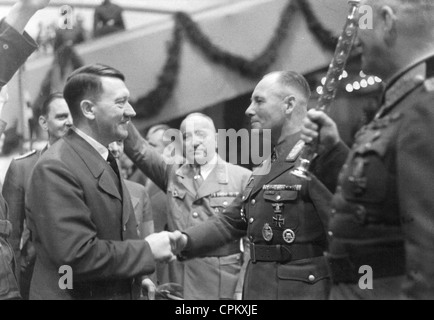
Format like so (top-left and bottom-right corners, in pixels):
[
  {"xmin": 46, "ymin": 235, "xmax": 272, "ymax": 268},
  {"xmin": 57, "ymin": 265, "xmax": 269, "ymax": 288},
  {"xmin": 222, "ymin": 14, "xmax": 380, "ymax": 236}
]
[{"xmin": 279, "ymin": 245, "xmax": 293, "ymax": 263}]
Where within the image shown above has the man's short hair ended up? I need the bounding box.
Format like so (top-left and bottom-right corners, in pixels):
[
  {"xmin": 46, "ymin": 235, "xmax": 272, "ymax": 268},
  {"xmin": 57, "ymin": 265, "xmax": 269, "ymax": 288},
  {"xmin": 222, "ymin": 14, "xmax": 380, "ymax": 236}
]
[
  {"xmin": 145, "ymin": 124, "xmax": 171, "ymax": 140},
  {"xmin": 40, "ymin": 92, "xmax": 64, "ymax": 117},
  {"xmin": 63, "ymin": 64, "xmax": 125, "ymax": 122},
  {"xmin": 276, "ymin": 71, "xmax": 311, "ymax": 101}
]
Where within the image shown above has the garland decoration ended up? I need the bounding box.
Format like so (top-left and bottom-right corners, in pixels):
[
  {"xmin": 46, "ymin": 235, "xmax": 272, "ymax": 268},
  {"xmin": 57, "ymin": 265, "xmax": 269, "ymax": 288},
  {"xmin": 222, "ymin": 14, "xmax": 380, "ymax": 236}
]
[
  {"xmin": 133, "ymin": 20, "xmax": 183, "ymax": 118},
  {"xmin": 133, "ymin": 0, "xmax": 338, "ymax": 118},
  {"xmin": 34, "ymin": 0, "xmax": 339, "ymax": 119},
  {"xmin": 295, "ymin": 0, "xmax": 338, "ymax": 51}
]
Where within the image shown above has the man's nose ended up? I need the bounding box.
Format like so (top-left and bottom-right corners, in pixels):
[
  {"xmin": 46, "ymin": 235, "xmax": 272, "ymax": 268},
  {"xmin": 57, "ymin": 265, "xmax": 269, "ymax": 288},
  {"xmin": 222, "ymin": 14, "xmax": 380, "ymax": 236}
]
[
  {"xmin": 65, "ymin": 115, "xmax": 73, "ymax": 127},
  {"xmin": 245, "ymin": 103, "xmax": 255, "ymax": 117},
  {"xmin": 124, "ymin": 102, "xmax": 136, "ymax": 118}
]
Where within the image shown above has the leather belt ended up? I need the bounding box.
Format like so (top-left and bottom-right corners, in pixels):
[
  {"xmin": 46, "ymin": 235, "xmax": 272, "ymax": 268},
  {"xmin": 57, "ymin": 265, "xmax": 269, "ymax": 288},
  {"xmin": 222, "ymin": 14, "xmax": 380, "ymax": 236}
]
[
  {"xmin": 326, "ymin": 245, "xmax": 405, "ymax": 283},
  {"xmin": 251, "ymin": 243, "xmax": 324, "ymax": 263},
  {"xmin": 0, "ymin": 219, "xmax": 12, "ymax": 238}
]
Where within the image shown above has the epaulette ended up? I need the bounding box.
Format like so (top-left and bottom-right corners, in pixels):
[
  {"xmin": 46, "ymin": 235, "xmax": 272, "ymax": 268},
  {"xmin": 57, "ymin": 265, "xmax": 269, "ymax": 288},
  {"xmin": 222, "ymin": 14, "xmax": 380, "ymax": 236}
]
[
  {"xmin": 424, "ymin": 77, "xmax": 434, "ymax": 92},
  {"xmin": 285, "ymin": 140, "xmax": 305, "ymax": 162},
  {"xmin": 14, "ymin": 150, "xmax": 37, "ymax": 160}
]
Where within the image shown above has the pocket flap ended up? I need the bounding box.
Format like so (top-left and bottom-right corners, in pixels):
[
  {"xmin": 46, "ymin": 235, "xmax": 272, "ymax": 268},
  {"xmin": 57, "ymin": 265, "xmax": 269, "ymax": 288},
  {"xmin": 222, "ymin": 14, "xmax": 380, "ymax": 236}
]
[
  {"xmin": 210, "ymin": 197, "xmax": 235, "ymax": 208},
  {"xmin": 277, "ymin": 257, "xmax": 329, "ymax": 284},
  {"xmin": 263, "ymin": 190, "xmax": 298, "ymax": 202}
]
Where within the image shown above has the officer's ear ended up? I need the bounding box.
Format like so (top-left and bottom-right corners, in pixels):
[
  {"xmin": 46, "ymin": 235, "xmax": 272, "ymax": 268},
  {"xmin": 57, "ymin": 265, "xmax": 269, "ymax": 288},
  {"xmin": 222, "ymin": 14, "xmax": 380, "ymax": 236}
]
[
  {"xmin": 380, "ymin": 5, "xmax": 397, "ymax": 46},
  {"xmin": 39, "ymin": 115, "xmax": 48, "ymax": 132},
  {"xmin": 283, "ymin": 95, "xmax": 296, "ymax": 115},
  {"xmin": 81, "ymin": 100, "xmax": 96, "ymax": 121}
]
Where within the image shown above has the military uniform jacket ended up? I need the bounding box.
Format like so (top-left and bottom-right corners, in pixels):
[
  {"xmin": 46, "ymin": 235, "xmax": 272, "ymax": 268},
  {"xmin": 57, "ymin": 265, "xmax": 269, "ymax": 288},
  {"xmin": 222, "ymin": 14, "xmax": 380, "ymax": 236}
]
[
  {"xmin": 0, "ymin": 18, "xmax": 37, "ymax": 300},
  {"xmin": 182, "ymin": 133, "xmax": 333, "ymax": 300},
  {"xmin": 124, "ymin": 125, "xmax": 252, "ymax": 300},
  {"xmin": 2, "ymin": 148, "xmax": 45, "ymax": 278},
  {"xmin": 325, "ymin": 55, "xmax": 434, "ymax": 299},
  {"xmin": 26, "ymin": 130, "xmax": 156, "ymax": 300}
]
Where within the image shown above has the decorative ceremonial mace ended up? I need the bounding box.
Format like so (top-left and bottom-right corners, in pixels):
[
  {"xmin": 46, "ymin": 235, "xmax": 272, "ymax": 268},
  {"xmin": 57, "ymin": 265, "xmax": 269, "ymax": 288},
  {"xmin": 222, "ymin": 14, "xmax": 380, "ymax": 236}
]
[{"xmin": 292, "ymin": 0, "xmax": 361, "ymax": 180}]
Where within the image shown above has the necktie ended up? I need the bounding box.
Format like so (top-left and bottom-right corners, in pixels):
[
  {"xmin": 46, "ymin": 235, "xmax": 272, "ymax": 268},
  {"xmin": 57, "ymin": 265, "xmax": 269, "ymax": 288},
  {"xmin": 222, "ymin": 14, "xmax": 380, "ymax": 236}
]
[
  {"xmin": 107, "ymin": 152, "xmax": 121, "ymax": 180},
  {"xmin": 271, "ymin": 147, "xmax": 278, "ymax": 163},
  {"xmin": 193, "ymin": 165, "xmax": 204, "ymax": 191}
]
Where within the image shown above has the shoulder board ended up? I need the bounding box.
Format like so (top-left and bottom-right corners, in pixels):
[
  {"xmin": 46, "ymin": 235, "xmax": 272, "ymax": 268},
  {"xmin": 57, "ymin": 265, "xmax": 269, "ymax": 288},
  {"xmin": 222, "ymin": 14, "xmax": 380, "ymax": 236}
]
[
  {"xmin": 285, "ymin": 140, "xmax": 305, "ymax": 162},
  {"xmin": 424, "ymin": 77, "xmax": 434, "ymax": 92},
  {"xmin": 14, "ymin": 150, "xmax": 37, "ymax": 161}
]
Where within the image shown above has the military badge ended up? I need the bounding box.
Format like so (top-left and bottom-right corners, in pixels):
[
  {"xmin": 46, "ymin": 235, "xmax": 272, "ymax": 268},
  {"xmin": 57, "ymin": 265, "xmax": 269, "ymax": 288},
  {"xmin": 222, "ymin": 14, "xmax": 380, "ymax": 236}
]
[
  {"xmin": 282, "ymin": 229, "xmax": 295, "ymax": 244},
  {"xmin": 262, "ymin": 223, "xmax": 273, "ymax": 242},
  {"xmin": 286, "ymin": 140, "xmax": 305, "ymax": 162}
]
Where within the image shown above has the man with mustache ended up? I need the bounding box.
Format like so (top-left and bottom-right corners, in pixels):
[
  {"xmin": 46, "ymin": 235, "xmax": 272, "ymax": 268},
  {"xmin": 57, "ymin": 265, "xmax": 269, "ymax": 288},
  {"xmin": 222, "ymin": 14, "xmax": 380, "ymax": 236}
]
[
  {"xmin": 124, "ymin": 113, "xmax": 252, "ymax": 300},
  {"xmin": 26, "ymin": 64, "xmax": 178, "ymax": 300}
]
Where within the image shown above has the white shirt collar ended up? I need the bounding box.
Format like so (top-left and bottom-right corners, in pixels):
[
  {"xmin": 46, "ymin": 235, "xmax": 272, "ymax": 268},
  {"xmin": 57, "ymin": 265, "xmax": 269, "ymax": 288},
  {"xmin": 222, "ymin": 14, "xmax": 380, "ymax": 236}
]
[
  {"xmin": 199, "ymin": 154, "xmax": 218, "ymax": 180},
  {"xmin": 73, "ymin": 127, "xmax": 109, "ymax": 161}
]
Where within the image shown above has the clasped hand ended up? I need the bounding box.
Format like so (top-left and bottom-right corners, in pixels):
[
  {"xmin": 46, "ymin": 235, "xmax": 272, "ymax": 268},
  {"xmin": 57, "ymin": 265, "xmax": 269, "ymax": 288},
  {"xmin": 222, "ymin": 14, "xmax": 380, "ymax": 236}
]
[{"xmin": 145, "ymin": 231, "xmax": 188, "ymax": 263}]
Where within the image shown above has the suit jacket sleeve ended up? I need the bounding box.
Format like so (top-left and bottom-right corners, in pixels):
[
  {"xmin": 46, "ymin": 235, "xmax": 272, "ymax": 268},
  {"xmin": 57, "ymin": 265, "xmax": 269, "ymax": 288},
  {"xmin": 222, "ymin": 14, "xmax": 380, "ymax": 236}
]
[
  {"xmin": 182, "ymin": 194, "xmax": 247, "ymax": 258},
  {"xmin": 26, "ymin": 159, "xmax": 155, "ymax": 281},
  {"xmin": 397, "ymin": 94, "xmax": 434, "ymax": 299},
  {"xmin": 2, "ymin": 160, "xmax": 24, "ymax": 265},
  {"xmin": 0, "ymin": 19, "xmax": 38, "ymax": 88},
  {"xmin": 123, "ymin": 124, "xmax": 171, "ymax": 192}
]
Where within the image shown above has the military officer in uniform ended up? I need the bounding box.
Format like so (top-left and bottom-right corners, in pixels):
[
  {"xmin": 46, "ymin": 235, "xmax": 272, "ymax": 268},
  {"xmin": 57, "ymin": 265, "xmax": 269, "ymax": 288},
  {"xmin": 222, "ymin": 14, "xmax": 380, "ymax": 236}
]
[
  {"xmin": 0, "ymin": 0, "xmax": 52, "ymax": 300},
  {"xmin": 173, "ymin": 71, "xmax": 333, "ymax": 300},
  {"xmin": 2, "ymin": 93, "xmax": 72, "ymax": 299},
  {"xmin": 124, "ymin": 113, "xmax": 252, "ymax": 300},
  {"xmin": 301, "ymin": 0, "xmax": 434, "ymax": 299}
]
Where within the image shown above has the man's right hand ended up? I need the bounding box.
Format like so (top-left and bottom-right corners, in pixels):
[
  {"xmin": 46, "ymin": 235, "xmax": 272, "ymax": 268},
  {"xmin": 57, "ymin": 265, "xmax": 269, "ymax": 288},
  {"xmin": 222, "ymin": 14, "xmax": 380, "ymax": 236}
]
[
  {"xmin": 301, "ymin": 109, "xmax": 340, "ymax": 154},
  {"xmin": 145, "ymin": 231, "xmax": 176, "ymax": 263}
]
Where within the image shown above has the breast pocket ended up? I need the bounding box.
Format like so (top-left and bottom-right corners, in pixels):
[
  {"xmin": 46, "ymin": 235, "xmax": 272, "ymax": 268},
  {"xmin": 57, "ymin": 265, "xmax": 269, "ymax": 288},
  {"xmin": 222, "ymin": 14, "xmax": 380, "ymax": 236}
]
[
  {"xmin": 209, "ymin": 197, "xmax": 236, "ymax": 214},
  {"xmin": 342, "ymin": 139, "xmax": 391, "ymax": 204}
]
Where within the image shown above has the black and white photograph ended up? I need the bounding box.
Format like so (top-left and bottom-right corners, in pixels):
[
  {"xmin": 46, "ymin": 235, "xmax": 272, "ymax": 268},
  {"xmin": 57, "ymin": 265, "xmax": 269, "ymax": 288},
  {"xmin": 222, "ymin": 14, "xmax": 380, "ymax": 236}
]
[{"xmin": 0, "ymin": 0, "xmax": 433, "ymax": 304}]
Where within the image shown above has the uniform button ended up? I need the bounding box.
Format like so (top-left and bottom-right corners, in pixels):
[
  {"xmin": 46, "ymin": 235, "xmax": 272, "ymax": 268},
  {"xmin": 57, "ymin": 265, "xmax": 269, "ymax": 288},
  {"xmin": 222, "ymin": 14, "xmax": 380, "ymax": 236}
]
[
  {"xmin": 242, "ymin": 196, "xmax": 246, "ymax": 200},
  {"xmin": 223, "ymin": 201, "xmax": 228, "ymax": 206},
  {"xmin": 123, "ymin": 225, "xmax": 127, "ymax": 232},
  {"xmin": 331, "ymin": 209, "xmax": 336, "ymax": 215},
  {"xmin": 249, "ymin": 236, "xmax": 253, "ymax": 242},
  {"xmin": 251, "ymin": 199, "xmax": 256, "ymax": 205},
  {"xmin": 276, "ymin": 195, "xmax": 281, "ymax": 201},
  {"xmin": 192, "ymin": 212, "xmax": 199, "ymax": 218},
  {"xmin": 328, "ymin": 231, "xmax": 333, "ymax": 237},
  {"xmin": 249, "ymin": 218, "xmax": 254, "ymax": 224},
  {"xmin": 308, "ymin": 275, "xmax": 316, "ymax": 282},
  {"xmin": 3, "ymin": 44, "xmax": 8, "ymax": 50}
]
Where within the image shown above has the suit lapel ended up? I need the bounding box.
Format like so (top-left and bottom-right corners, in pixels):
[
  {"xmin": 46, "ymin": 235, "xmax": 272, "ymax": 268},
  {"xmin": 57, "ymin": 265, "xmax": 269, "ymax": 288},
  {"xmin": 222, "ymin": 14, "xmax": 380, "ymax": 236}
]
[
  {"xmin": 195, "ymin": 162, "xmax": 227, "ymax": 199},
  {"xmin": 121, "ymin": 179, "xmax": 133, "ymax": 227},
  {"xmin": 176, "ymin": 164, "xmax": 197, "ymax": 196},
  {"xmin": 64, "ymin": 130, "xmax": 122, "ymax": 201}
]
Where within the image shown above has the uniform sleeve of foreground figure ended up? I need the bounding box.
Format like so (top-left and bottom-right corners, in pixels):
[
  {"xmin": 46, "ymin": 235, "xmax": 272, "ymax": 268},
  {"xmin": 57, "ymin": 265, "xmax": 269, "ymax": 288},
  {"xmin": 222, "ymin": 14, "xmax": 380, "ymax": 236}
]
[
  {"xmin": 397, "ymin": 93, "xmax": 434, "ymax": 300},
  {"xmin": 181, "ymin": 194, "xmax": 247, "ymax": 258}
]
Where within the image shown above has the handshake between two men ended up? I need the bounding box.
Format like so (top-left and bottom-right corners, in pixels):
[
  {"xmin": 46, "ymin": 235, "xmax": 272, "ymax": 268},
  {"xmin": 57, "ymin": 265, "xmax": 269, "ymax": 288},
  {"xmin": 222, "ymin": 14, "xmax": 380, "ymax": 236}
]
[{"xmin": 145, "ymin": 231, "xmax": 188, "ymax": 263}]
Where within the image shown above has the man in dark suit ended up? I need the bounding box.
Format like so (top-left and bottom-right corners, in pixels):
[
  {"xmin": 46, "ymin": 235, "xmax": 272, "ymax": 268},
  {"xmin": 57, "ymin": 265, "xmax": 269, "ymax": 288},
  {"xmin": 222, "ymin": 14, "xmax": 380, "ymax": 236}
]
[
  {"xmin": 301, "ymin": 0, "xmax": 434, "ymax": 299},
  {"xmin": 93, "ymin": 0, "xmax": 125, "ymax": 38},
  {"xmin": 26, "ymin": 64, "xmax": 177, "ymax": 300},
  {"xmin": 0, "ymin": 0, "xmax": 52, "ymax": 300},
  {"xmin": 167, "ymin": 72, "xmax": 333, "ymax": 300},
  {"xmin": 2, "ymin": 93, "xmax": 72, "ymax": 299}
]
